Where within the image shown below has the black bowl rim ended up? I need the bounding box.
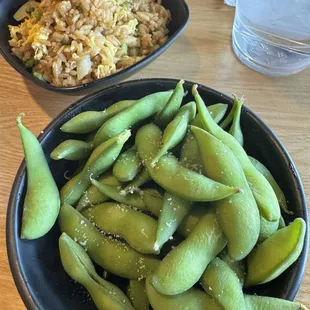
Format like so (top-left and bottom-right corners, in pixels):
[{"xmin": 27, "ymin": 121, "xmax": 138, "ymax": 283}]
[
  {"xmin": 0, "ymin": 1, "xmax": 189, "ymax": 94},
  {"xmin": 6, "ymin": 78, "xmax": 309, "ymax": 309}
]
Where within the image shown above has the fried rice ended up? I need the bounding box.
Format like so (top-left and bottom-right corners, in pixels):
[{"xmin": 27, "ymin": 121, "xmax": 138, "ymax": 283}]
[{"xmin": 8, "ymin": 0, "xmax": 171, "ymax": 87}]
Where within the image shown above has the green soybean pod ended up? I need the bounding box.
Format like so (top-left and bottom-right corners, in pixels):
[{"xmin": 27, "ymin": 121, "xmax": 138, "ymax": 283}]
[
  {"xmin": 59, "ymin": 233, "xmax": 134, "ymax": 310},
  {"xmin": 127, "ymin": 280, "xmax": 149, "ymax": 310},
  {"xmin": 192, "ymin": 85, "xmax": 280, "ymax": 222},
  {"xmin": 220, "ymin": 100, "xmax": 237, "ymax": 129},
  {"xmin": 90, "ymin": 179, "xmax": 146, "ymax": 209},
  {"xmin": 244, "ymin": 294, "xmax": 309, "ymax": 310},
  {"xmin": 155, "ymin": 79, "xmax": 185, "ymax": 127},
  {"xmin": 279, "ymin": 216, "xmax": 286, "ymax": 229},
  {"xmin": 59, "ymin": 203, "xmax": 159, "ymax": 279},
  {"xmin": 201, "ymin": 258, "xmax": 246, "ymax": 310},
  {"xmin": 61, "ymin": 130, "xmax": 131, "ymax": 206},
  {"xmin": 60, "ymin": 100, "xmax": 136, "ymax": 134},
  {"xmin": 113, "ymin": 146, "xmax": 141, "ymax": 182},
  {"xmin": 17, "ymin": 114, "xmax": 60, "ymax": 240},
  {"xmin": 259, "ymin": 216, "xmax": 279, "ymax": 243},
  {"xmin": 82, "ymin": 202, "xmax": 158, "ymax": 255},
  {"xmin": 50, "ymin": 139, "xmax": 94, "ymax": 161},
  {"xmin": 249, "ymin": 156, "xmax": 292, "ymax": 215},
  {"xmin": 191, "ymin": 126, "xmax": 260, "ymax": 260},
  {"xmin": 218, "ymin": 247, "xmax": 246, "ymax": 286},
  {"xmin": 191, "ymin": 103, "xmax": 228, "ymax": 128},
  {"xmin": 151, "ymin": 209, "xmax": 227, "ymax": 295},
  {"xmin": 76, "ymin": 174, "xmax": 122, "ymax": 212},
  {"xmin": 246, "ymin": 218, "xmax": 306, "ymax": 287},
  {"xmin": 93, "ymin": 90, "xmax": 173, "ymax": 146},
  {"xmin": 152, "ymin": 101, "xmax": 197, "ymax": 165},
  {"xmin": 136, "ymin": 124, "xmax": 238, "ymax": 202},
  {"xmin": 229, "ymin": 95, "xmax": 244, "ymax": 146},
  {"xmin": 141, "ymin": 188, "xmax": 163, "ymax": 217},
  {"xmin": 122, "ymin": 168, "xmax": 152, "ymax": 194},
  {"xmin": 146, "ymin": 274, "xmax": 221, "ymax": 310}
]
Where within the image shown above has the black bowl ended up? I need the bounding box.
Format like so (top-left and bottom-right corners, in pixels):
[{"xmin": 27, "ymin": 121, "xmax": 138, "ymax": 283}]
[
  {"xmin": 7, "ymin": 79, "xmax": 309, "ymax": 309},
  {"xmin": 0, "ymin": 1, "xmax": 189, "ymax": 96}
]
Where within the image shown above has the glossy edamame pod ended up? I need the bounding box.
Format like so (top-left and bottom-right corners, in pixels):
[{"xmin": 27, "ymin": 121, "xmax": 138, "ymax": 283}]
[
  {"xmin": 76, "ymin": 173, "xmax": 122, "ymax": 212},
  {"xmin": 246, "ymin": 218, "xmax": 306, "ymax": 287},
  {"xmin": 61, "ymin": 130, "xmax": 130, "ymax": 206},
  {"xmin": 93, "ymin": 90, "xmax": 173, "ymax": 146},
  {"xmin": 220, "ymin": 100, "xmax": 237, "ymax": 129},
  {"xmin": 146, "ymin": 274, "xmax": 221, "ymax": 310},
  {"xmin": 200, "ymin": 258, "xmax": 247, "ymax": 310},
  {"xmin": 229, "ymin": 95, "xmax": 244, "ymax": 146},
  {"xmin": 154, "ymin": 193, "xmax": 192, "ymax": 251},
  {"xmin": 90, "ymin": 179, "xmax": 145, "ymax": 209},
  {"xmin": 191, "ymin": 103, "xmax": 228, "ymax": 128},
  {"xmin": 155, "ymin": 79, "xmax": 184, "ymax": 127},
  {"xmin": 244, "ymin": 294, "xmax": 309, "ymax": 310},
  {"xmin": 192, "ymin": 85, "xmax": 280, "ymax": 222},
  {"xmin": 50, "ymin": 139, "xmax": 94, "ymax": 161},
  {"xmin": 122, "ymin": 168, "xmax": 152, "ymax": 194},
  {"xmin": 218, "ymin": 247, "xmax": 245, "ymax": 285},
  {"xmin": 191, "ymin": 126, "xmax": 260, "ymax": 260},
  {"xmin": 82, "ymin": 202, "xmax": 158, "ymax": 254},
  {"xmin": 59, "ymin": 233, "xmax": 134, "ymax": 310},
  {"xmin": 151, "ymin": 209, "xmax": 227, "ymax": 295},
  {"xmin": 177, "ymin": 205, "xmax": 208, "ymax": 237},
  {"xmin": 127, "ymin": 280, "xmax": 149, "ymax": 310},
  {"xmin": 112, "ymin": 146, "xmax": 141, "ymax": 182},
  {"xmin": 59, "ymin": 203, "xmax": 159, "ymax": 279},
  {"xmin": 249, "ymin": 156, "xmax": 292, "ymax": 215},
  {"xmin": 152, "ymin": 101, "xmax": 196, "ymax": 165},
  {"xmin": 136, "ymin": 124, "xmax": 239, "ymax": 202},
  {"xmin": 17, "ymin": 114, "xmax": 60, "ymax": 239},
  {"xmin": 60, "ymin": 100, "xmax": 136, "ymax": 134},
  {"xmin": 259, "ymin": 216, "xmax": 279, "ymax": 243}
]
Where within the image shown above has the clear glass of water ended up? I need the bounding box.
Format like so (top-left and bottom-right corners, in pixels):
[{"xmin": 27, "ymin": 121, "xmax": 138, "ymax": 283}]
[
  {"xmin": 232, "ymin": 0, "xmax": 310, "ymax": 76},
  {"xmin": 224, "ymin": 0, "xmax": 236, "ymax": 6}
]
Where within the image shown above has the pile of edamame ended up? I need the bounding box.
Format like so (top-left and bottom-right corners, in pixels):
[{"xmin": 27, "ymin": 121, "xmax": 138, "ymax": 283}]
[{"xmin": 17, "ymin": 80, "xmax": 308, "ymax": 310}]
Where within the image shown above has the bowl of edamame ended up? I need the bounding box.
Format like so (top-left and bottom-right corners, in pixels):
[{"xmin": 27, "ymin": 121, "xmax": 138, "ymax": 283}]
[{"xmin": 7, "ymin": 79, "xmax": 309, "ymax": 310}]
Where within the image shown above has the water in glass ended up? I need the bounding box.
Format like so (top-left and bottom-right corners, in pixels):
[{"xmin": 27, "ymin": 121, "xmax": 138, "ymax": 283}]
[{"xmin": 232, "ymin": 0, "xmax": 310, "ymax": 76}]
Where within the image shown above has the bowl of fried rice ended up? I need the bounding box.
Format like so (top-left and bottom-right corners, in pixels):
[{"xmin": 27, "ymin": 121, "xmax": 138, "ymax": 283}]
[{"xmin": 0, "ymin": 0, "xmax": 189, "ymax": 95}]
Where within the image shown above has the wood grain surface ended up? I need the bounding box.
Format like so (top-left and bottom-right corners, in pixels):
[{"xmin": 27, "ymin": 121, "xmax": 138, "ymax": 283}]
[{"xmin": 0, "ymin": 0, "xmax": 309, "ymax": 309}]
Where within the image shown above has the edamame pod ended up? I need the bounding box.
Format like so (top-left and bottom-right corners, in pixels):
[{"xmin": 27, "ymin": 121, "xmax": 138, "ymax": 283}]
[
  {"xmin": 17, "ymin": 114, "xmax": 60, "ymax": 239},
  {"xmin": 218, "ymin": 247, "xmax": 245, "ymax": 285},
  {"xmin": 191, "ymin": 103, "xmax": 228, "ymax": 128},
  {"xmin": 59, "ymin": 233, "xmax": 134, "ymax": 310},
  {"xmin": 113, "ymin": 146, "xmax": 141, "ymax": 182},
  {"xmin": 220, "ymin": 100, "xmax": 237, "ymax": 129},
  {"xmin": 90, "ymin": 179, "xmax": 145, "ymax": 209},
  {"xmin": 50, "ymin": 139, "xmax": 94, "ymax": 161},
  {"xmin": 259, "ymin": 216, "xmax": 279, "ymax": 243},
  {"xmin": 155, "ymin": 79, "xmax": 184, "ymax": 127},
  {"xmin": 146, "ymin": 274, "xmax": 221, "ymax": 310},
  {"xmin": 152, "ymin": 101, "xmax": 196, "ymax": 165},
  {"xmin": 141, "ymin": 188, "xmax": 163, "ymax": 217},
  {"xmin": 82, "ymin": 202, "xmax": 158, "ymax": 254},
  {"xmin": 122, "ymin": 168, "xmax": 151, "ymax": 194},
  {"xmin": 94, "ymin": 90, "xmax": 173, "ymax": 146},
  {"xmin": 192, "ymin": 85, "xmax": 280, "ymax": 222},
  {"xmin": 246, "ymin": 218, "xmax": 306, "ymax": 287},
  {"xmin": 136, "ymin": 124, "xmax": 239, "ymax": 202},
  {"xmin": 151, "ymin": 209, "xmax": 227, "ymax": 295},
  {"xmin": 244, "ymin": 294, "xmax": 309, "ymax": 310},
  {"xmin": 229, "ymin": 95, "xmax": 244, "ymax": 146},
  {"xmin": 60, "ymin": 100, "xmax": 136, "ymax": 134},
  {"xmin": 249, "ymin": 156, "xmax": 292, "ymax": 215},
  {"xmin": 59, "ymin": 203, "xmax": 159, "ymax": 279},
  {"xmin": 76, "ymin": 174, "xmax": 122, "ymax": 212},
  {"xmin": 154, "ymin": 193, "xmax": 192, "ymax": 251},
  {"xmin": 191, "ymin": 126, "xmax": 260, "ymax": 260},
  {"xmin": 279, "ymin": 216, "xmax": 286, "ymax": 229},
  {"xmin": 200, "ymin": 257, "xmax": 247, "ymax": 310},
  {"xmin": 61, "ymin": 130, "xmax": 130, "ymax": 206},
  {"xmin": 127, "ymin": 280, "xmax": 149, "ymax": 310}
]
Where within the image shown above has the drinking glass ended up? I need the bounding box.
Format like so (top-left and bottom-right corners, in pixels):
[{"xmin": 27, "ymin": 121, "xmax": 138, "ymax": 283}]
[{"xmin": 232, "ymin": 0, "xmax": 310, "ymax": 76}]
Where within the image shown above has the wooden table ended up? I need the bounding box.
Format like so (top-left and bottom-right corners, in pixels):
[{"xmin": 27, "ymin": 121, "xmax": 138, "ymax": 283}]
[{"xmin": 0, "ymin": 0, "xmax": 309, "ymax": 308}]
